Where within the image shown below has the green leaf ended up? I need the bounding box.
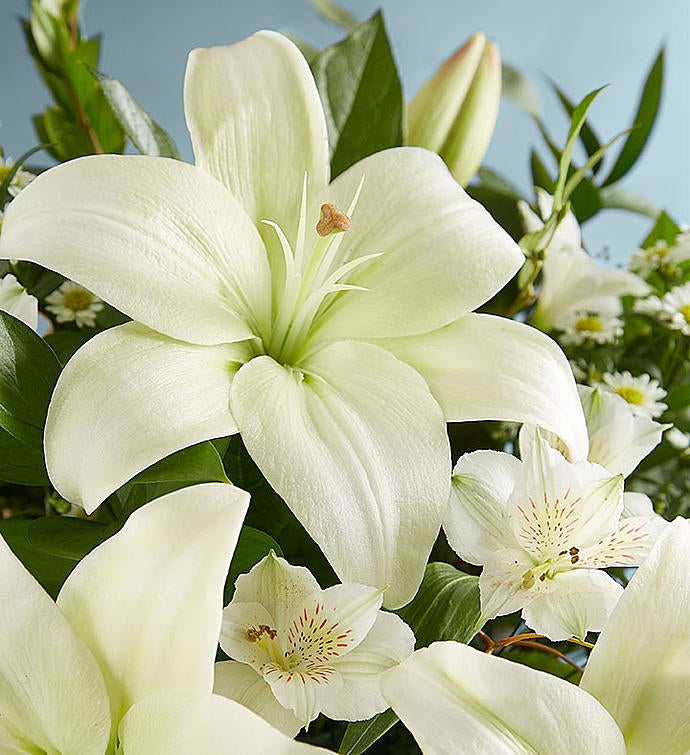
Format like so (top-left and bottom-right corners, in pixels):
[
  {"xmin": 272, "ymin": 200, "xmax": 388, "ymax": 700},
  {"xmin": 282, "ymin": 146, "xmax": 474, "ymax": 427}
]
[
  {"xmin": 501, "ymin": 62, "xmax": 539, "ymax": 117},
  {"xmin": 641, "ymin": 210, "xmax": 681, "ymax": 248},
  {"xmin": 310, "ymin": 0, "xmax": 359, "ymax": 30},
  {"xmin": 0, "ymin": 145, "xmax": 44, "ymax": 204},
  {"xmin": 91, "ymin": 70, "xmax": 181, "ymax": 159},
  {"xmin": 311, "ymin": 11, "xmax": 403, "ymax": 178},
  {"xmin": 10, "ymin": 261, "xmax": 63, "ymax": 299},
  {"xmin": 0, "ymin": 312, "xmax": 61, "ymax": 485},
  {"xmin": 552, "ymin": 83, "xmax": 603, "ymax": 175},
  {"xmin": 338, "ymin": 710, "xmax": 398, "ymax": 755},
  {"xmin": 224, "ymin": 526, "xmax": 282, "ymax": 604},
  {"xmin": 568, "ymin": 176, "xmax": 602, "ymax": 223},
  {"xmin": 40, "ymin": 105, "xmax": 94, "ymax": 161},
  {"xmin": 602, "ymin": 48, "xmax": 664, "ymax": 186},
  {"xmin": 28, "ymin": 515, "xmax": 116, "ymax": 559},
  {"xmin": 397, "ymin": 562, "xmax": 483, "ymax": 647},
  {"xmin": 339, "ymin": 563, "xmax": 482, "ymax": 754},
  {"xmin": 599, "ymin": 185, "xmax": 661, "ymax": 220},
  {"xmin": 529, "ymin": 149, "xmax": 555, "ymax": 193}
]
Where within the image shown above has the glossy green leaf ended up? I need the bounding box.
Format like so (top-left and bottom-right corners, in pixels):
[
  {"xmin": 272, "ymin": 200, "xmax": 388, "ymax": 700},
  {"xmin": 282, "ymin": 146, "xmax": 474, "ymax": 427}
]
[
  {"xmin": 339, "ymin": 563, "xmax": 482, "ymax": 754},
  {"xmin": 0, "ymin": 312, "xmax": 61, "ymax": 485},
  {"xmin": 568, "ymin": 176, "xmax": 602, "ymax": 223},
  {"xmin": 10, "ymin": 261, "xmax": 63, "ymax": 300},
  {"xmin": 553, "ymin": 83, "xmax": 603, "ymax": 174},
  {"xmin": 311, "ymin": 11, "xmax": 403, "ymax": 178},
  {"xmin": 602, "ymin": 48, "xmax": 664, "ymax": 186},
  {"xmin": 641, "ymin": 210, "xmax": 681, "ymax": 248},
  {"xmin": 224, "ymin": 526, "xmax": 283, "ymax": 604},
  {"xmin": 92, "ymin": 70, "xmax": 181, "ymax": 159},
  {"xmin": 28, "ymin": 515, "xmax": 117, "ymax": 560}
]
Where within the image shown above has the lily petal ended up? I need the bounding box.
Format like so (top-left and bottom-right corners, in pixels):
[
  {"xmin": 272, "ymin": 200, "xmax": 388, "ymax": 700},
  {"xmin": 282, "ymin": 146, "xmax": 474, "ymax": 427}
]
[
  {"xmin": 381, "ymin": 641, "xmax": 626, "ymax": 755},
  {"xmin": 230, "ymin": 340, "xmax": 451, "ymax": 609},
  {"xmin": 521, "ymin": 569, "xmax": 623, "ymax": 641},
  {"xmin": 45, "ymin": 322, "xmax": 246, "ymax": 511},
  {"xmin": 581, "ymin": 518, "xmax": 690, "ymax": 754},
  {"xmin": 0, "ymin": 155, "xmax": 271, "ymax": 344},
  {"xmin": 445, "ymin": 450, "xmax": 522, "ymax": 564},
  {"xmin": 320, "ymin": 611, "xmax": 415, "ymax": 722},
  {"xmin": 378, "ymin": 313, "xmax": 589, "ymax": 460},
  {"xmin": 56, "ymin": 482, "xmax": 249, "ymax": 739},
  {"xmin": 214, "ymin": 661, "xmax": 303, "ymax": 738},
  {"xmin": 0, "ymin": 536, "xmax": 110, "ymax": 755},
  {"xmin": 185, "ymin": 31, "xmax": 329, "ymax": 247},
  {"xmin": 313, "ymin": 148, "xmax": 523, "ymax": 341},
  {"xmin": 0, "ymin": 274, "xmax": 38, "ymax": 331},
  {"xmin": 118, "ymin": 692, "xmax": 328, "ymax": 754}
]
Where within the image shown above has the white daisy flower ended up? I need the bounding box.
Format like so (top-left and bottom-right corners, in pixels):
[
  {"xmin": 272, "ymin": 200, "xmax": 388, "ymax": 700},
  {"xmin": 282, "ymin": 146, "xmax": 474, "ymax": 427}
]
[
  {"xmin": 44, "ymin": 280, "xmax": 104, "ymax": 328},
  {"xmin": 558, "ymin": 310, "xmax": 623, "ymax": 346},
  {"xmin": 657, "ymin": 282, "xmax": 690, "ymax": 335},
  {"xmin": 0, "ymin": 157, "xmax": 35, "ymax": 198},
  {"xmin": 599, "ymin": 371, "xmax": 668, "ymax": 418},
  {"xmin": 629, "ymin": 231, "xmax": 690, "ymax": 277}
]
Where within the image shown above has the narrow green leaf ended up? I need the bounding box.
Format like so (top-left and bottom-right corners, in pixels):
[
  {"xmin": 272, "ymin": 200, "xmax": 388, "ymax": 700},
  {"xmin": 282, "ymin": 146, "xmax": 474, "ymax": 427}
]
[
  {"xmin": 640, "ymin": 210, "xmax": 681, "ymax": 248},
  {"xmin": 339, "ymin": 563, "xmax": 483, "ymax": 754},
  {"xmin": 552, "ymin": 83, "xmax": 603, "ymax": 174},
  {"xmin": 0, "ymin": 144, "xmax": 44, "ymax": 203},
  {"xmin": 568, "ymin": 177, "xmax": 602, "ymax": 223},
  {"xmin": 599, "ymin": 185, "xmax": 661, "ymax": 220},
  {"xmin": 501, "ymin": 62, "xmax": 539, "ymax": 117},
  {"xmin": 338, "ymin": 710, "xmax": 398, "ymax": 755},
  {"xmin": 602, "ymin": 48, "xmax": 664, "ymax": 186},
  {"xmin": 0, "ymin": 312, "xmax": 61, "ymax": 484},
  {"xmin": 91, "ymin": 70, "xmax": 181, "ymax": 159},
  {"xmin": 476, "ymin": 168, "xmax": 522, "ymax": 199},
  {"xmin": 529, "ymin": 149, "xmax": 555, "ymax": 193},
  {"xmin": 311, "ymin": 11, "xmax": 403, "ymax": 178},
  {"xmin": 310, "ymin": 0, "xmax": 359, "ymax": 30}
]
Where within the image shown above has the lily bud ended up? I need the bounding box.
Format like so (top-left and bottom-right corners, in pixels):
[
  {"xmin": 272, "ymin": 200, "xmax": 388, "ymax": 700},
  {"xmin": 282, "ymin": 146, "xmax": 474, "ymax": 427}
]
[{"xmin": 407, "ymin": 33, "xmax": 501, "ymax": 187}]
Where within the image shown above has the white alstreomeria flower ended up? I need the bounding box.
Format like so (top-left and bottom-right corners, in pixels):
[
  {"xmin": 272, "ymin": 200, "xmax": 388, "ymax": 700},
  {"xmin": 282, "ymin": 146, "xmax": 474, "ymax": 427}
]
[
  {"xmin": 0, "ymin": 482, "xmax": 328, "ymax": 754},
  {"xmin": 0, "ymin": 32, "xmax": 588, "ymax": 609},
  {"xmin": 45, "ymin": 280, "xmax": 104, "ymax": 328},
  {"xmin": 518, "ymin": 189, "xmax": 648, "ymax": 332},
  {"xmin": 558, "ymin": 310, "xmax": 623, "ymax": 346},
  {"xmin": 599, "ymin": 370, "xmax": 667, "ymax": 419},
  {"xmin": 381, "ymin": 518, "xmax": 690, "ymax": 755},
  {"xmin": 217, "ymin": 551, "xmax": 414, "ymax": 734},
  {"xmin": 0, "ymin": 273, "xmax": 38, "ymax": 330},
  {"xmin": 444, "ymin": 427, "xmax": 663, "ymax": 640}
]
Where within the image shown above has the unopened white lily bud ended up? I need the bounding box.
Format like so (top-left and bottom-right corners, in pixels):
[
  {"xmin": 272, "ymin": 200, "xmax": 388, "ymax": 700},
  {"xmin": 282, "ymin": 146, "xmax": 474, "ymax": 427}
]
[{"xmin": 407, "ymin": 33, "xmax": 501, "ymax": 187}]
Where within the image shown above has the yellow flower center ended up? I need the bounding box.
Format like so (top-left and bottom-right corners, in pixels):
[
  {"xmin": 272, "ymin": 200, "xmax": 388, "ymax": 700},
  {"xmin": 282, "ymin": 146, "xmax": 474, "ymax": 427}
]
[
  {"xmin": 63, "ymin": 288, "xmax": 94, "ymax": 312},
  {"xmin": 575, "ymin": 315, "xmax": 602, "ymax": 333},
  {"xmin": 680, "ymin": 304, "xmax": 690, "ymax": 323},
  {"xmin": 0, "ymin": 166, "xmax": 12, "ymax": 182},
  {"xmin": 615, "ymin": 386, "xmax": 644, "ymax": 405}
]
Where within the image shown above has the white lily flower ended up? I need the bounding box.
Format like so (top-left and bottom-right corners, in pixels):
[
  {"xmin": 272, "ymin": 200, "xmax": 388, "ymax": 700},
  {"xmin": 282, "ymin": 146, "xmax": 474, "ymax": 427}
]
[
  {"xmin": 0, "ymin": 31, "xmax": 588, "ymax": 608},
  {"xmin": 0, "ymin": 482, "xmax": 327, "ymax": 753},
  {"xmin": 381, "ymin": 518, "xmax": 690, "ymax": 754},
  {"xmin": 444, "ymin": 427, "xmax": 666, "ymax": 640},
  {"xmin": 519, "ymin": 190, "xmax": 648, "ymax": 332},
  {"xmin": 0, "ymin": 273, "xmax": 38, "ymax": 331},
  {"xmin": 599, "ymin": 370, "xmax": 668, "ymax": 419},
  {"xmin": 218, "ymin": 551, "xmax": 414, "ymax": 732}
]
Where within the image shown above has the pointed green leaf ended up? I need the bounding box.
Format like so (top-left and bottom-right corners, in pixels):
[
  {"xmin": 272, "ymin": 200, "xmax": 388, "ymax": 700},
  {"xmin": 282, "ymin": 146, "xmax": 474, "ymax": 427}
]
[
  {"xmin": 224, "ymin": 526, "xmax": 282, "ymax": 604},
  {"xmin": 311, "ymin": 11, "xmax": 403, "ymax": 178},
  {"xmin": 338, "ymin": 710, "xmax": 398, "ymax": 755},
  {"xmin": 310, "ymin": 0, "xmax": 359, "ymax": 30},
  {"xmin": 0, "ymin": 312, "xmax": 61, "ymax": 485},
  {"xmin": 602, "ymin": 48, "xmax": 664, "ymax": 186},
  {"xmin": 501, "ymin": 62, "xmax": 539, "ymax": 118},
  {"xmin": 553, "ymin": 83, "xmax": 603, "ymax": 174},
  {"xmin": 530, "ymin": 149, "xmax": 555, "ymax": 193},
  {"xmin": 91, "ymin": 70, "xmax": 181, "ymax": 159},
  {"xmin": 640, "ymin": 210, "xmax": 681, "ymax": 248}
]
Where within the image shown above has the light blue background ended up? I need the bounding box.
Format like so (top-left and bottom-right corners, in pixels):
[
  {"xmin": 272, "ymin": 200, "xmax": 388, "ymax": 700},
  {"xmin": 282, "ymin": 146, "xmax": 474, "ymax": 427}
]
[{"xmin": 1, "ymin": 0, "xmax": 688, "ymax": 265}]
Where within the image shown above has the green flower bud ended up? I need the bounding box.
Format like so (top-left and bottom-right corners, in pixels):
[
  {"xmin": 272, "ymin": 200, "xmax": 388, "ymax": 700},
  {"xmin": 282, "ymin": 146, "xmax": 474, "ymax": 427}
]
[{"xmin": 407, "ymin": 33, "xmax": 501, "ymax": 187}]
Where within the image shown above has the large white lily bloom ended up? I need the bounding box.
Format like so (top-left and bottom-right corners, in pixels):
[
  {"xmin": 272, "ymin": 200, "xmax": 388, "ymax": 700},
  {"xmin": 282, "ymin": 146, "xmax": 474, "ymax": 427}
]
[
  {"xmin": 0, "ymin": 31, "xmax": 587, "ymax": 608},
  {"xmin": 218, "ymin": 551, "xmax": 415, "ymax": 733},
  {"xmin": 0, "ymin": 273, "xmax": 38, "ymax": 331},
  {"xmin": 381, "ymin": 518, "xmax": 690, "ymax": 754},
  {"xmin": 519, "ymin": 190, "xmax": 648, "ymax": 331},
  {"xmin": 0, "ymin": 482, "xmax": 327, "ymax": 753},
  {"xmin": 444, "ymin": 428, "xmax": 663, "ymax": 640}
]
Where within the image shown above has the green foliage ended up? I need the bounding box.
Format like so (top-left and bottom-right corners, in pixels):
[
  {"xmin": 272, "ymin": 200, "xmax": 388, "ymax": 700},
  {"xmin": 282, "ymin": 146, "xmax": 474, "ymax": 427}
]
[
  {"xmin": 0, "ymin": 312, "xmax": 61, "ymax": 485},
  {"xmin": 311, "ymin": 12, "xmax": 404, "ymax": 178},
  {"xmin": 92, "ymin": 71, "xmax": 182, "ymax": 159}
]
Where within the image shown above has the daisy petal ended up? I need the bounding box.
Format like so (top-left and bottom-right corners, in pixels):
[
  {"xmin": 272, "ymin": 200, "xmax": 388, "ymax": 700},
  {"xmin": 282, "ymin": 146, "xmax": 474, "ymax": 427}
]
[
  {"xmin": 230, "ymin": 340, "xmax": 451, "ymax": 609},
  {"xmin": 381, "ymin": 641, "xmax": 626, "ymax": 755},
  {"xmin": 214, "ymin": 661, "xmax": 303, "ymax": 738},
  {"xmin": 185, "ymin": 31, "xmax": 329, "ymax": 245},
  {"xmin": 45, "ymin": 323, "xmax": 246, "ymax": 511},
  {"xmin": 521, "ymin": 569, "xmax": 622, "ymax": 641},
  {"xmin": 378, "ymin": 313, "xmax": 589, "ymax": 460},
  {"xmin": 0, "ymin": 536, "xmax": 110, "ymax": 755},
  {"xmin": 313, "ymin": 148, "xmax": 523, "ymax": 341},
  {"xmin": 119, "ymin": 692, "xmax": 328, "ymax": 754},
  {"xmin": 581, "ymin": 518, "xmax": 690, "ymax": 754},
  {"xmin": 0, "ymin": 155, "xmax": 271, "ymax": 345},
  {"xmin": 445, "ymin": 450, "xmax": 521, "ymax": 565},
  {"xmin": 57, "ymin": 483, "xmax": 249, "ymax": 730}
]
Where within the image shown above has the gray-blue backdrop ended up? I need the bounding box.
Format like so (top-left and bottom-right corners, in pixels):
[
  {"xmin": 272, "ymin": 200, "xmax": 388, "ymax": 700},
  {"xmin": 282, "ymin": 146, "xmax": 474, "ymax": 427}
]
[{"xmin": 1, "ymin": 0, "xmax": 688, "ymax": 265}]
